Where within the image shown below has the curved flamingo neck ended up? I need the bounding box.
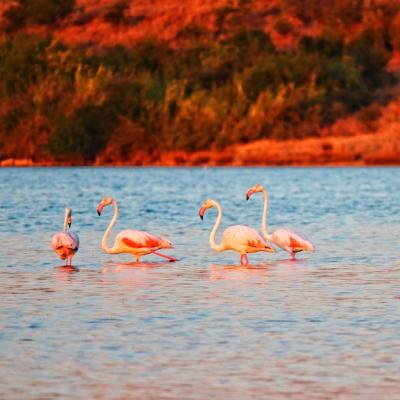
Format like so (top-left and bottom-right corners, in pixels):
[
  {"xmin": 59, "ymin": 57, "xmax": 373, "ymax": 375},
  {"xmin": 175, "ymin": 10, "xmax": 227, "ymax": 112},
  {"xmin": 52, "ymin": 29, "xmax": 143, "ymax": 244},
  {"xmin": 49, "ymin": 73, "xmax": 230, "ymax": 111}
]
[
  {"xmin": 261, "ymin": 189, "xmax": 272, "ymax": 241},
  {"xmin": 102, "ymin": 200, "xmax": 119, "ymax": 254},
  {"xmin": 209, "ymin": 200, "xmax": 225, "ymax": 252}
]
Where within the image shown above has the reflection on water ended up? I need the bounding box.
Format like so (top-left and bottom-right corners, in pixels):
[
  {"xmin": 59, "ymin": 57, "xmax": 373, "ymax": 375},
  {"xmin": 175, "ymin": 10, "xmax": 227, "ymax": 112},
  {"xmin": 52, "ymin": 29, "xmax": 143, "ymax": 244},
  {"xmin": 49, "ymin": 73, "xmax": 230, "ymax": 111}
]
[{"xmin": 0, "ymin": 167, "xmax": 399, "ymax": 399}]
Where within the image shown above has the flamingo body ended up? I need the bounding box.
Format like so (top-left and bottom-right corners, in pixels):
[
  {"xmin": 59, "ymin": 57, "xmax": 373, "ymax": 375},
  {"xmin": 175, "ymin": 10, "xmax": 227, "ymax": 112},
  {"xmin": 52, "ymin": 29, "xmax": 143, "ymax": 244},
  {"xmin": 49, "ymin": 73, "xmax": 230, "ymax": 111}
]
[
  {"xmin": 52, "ymin": 231, "xmax": 79, "ymax": 260},
  {"xmin": 114, "ymin": 229, "xmax": 172, "ymax": 256},
  {"xmin": 222, "ymin": 225, "xmax": 272, "ymax": 254},
  {"xmin": 269, "ymin": 227, "xmax": 314, "ymax": 255}
]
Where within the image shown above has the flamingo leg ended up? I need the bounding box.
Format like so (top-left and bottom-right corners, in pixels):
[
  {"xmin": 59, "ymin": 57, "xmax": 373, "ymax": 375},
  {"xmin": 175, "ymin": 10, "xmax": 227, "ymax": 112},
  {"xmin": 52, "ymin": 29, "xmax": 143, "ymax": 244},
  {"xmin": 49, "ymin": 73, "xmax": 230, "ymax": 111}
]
[
  {"xmin": 240, "ymin": 254, "xmax": 249, "ymax": 266},
  {"xmin": 151, "ymin": 251, "xmax": 177, "ymax": 262},
  {"xmin": 135, "ymin": 256, "xmax": 140, "ymax": 263},
  {"xmin": 291, "ymin": 251, "xmax": 296, "ymax": 261}
]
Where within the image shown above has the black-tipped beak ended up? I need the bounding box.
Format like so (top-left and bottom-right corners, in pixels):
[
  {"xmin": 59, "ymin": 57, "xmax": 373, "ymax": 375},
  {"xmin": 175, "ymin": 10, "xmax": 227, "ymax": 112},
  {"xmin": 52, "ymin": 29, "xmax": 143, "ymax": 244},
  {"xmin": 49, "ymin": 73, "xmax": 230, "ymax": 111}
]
[
  {"xmin": 97, "ymin": 203, "xmax": 104, "ymax": 216},
  {"xmin": 68, "ymin": 222, "xmax": 71, "ymax": 227},
  {"xmin": 198, "ymin": 206, "xmax": 206, "ymax": 220},
  {"xmin": 246, "ymin": 194, "xmax": 249, "ymax": 201}
]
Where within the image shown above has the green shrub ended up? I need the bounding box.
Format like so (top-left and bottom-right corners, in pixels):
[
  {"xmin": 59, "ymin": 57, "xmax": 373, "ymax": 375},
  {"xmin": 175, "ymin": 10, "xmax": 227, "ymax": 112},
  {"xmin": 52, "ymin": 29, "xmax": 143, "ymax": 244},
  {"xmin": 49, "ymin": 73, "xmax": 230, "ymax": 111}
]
[
  {"xmin": 104, "ymin": 1, "xmax": 129, "ymax": 25},
  {"xmin": 348, "ymin": 29, "xmax": 389, "ymax": 88},
  {"xmin": 48, "ymin": 104, "xmax": 117, "ymax": 161},
  {"xmin": 4, "ymin": 0, "xmax": 75, "ymax": 30},
  {"xmin": 0, "ymin": 34, "xmax": 50, "ymax": 95},
  {"xmin": 300, "ymin": 31, "xmax": 344, "ymax": 59},
  {"xmin": 274, "ymin": 18, "xmax": 294, "ymax": 35}
]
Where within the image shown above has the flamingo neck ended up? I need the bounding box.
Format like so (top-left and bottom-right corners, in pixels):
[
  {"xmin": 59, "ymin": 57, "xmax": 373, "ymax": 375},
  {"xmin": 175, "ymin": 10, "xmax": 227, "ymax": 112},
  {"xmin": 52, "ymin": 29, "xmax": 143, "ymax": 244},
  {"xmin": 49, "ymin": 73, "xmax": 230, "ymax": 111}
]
[
  {"xmin": 63, "ymin": 211, "xmax": 68, "ymax": 231},
  {"xmin": 261, "ymin": 189, "xmax": 272, "ymax": 241},
  {"xmin": 102, "ymin": 200, "xmax": 119, "ymax": 254},
  {"xmin": 209, "ymin": 200, "xmax": 225, "ymax": 252}
]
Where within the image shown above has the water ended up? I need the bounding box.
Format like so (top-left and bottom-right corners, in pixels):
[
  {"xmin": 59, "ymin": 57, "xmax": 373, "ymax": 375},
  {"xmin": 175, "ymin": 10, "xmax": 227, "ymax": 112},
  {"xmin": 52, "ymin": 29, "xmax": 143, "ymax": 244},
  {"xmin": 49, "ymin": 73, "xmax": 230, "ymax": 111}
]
[{"xmin": 0, "ymin": 167, "xmax": 399, "ymax": 399}]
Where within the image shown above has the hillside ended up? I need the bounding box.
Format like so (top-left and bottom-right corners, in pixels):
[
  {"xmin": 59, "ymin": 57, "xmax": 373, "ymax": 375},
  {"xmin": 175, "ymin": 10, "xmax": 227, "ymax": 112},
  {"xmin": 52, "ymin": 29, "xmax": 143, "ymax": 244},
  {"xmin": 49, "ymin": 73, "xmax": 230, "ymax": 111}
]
[{"xmin": 1, "ymin": 0, "xmax": 400, "ymax": 166}]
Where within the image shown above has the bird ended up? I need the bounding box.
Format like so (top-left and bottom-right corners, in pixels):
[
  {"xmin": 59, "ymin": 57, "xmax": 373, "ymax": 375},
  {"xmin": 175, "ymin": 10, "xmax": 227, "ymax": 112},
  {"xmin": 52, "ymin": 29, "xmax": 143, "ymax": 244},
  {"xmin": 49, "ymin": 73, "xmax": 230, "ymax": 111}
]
[
  {"xmin": 51, "ymin": 208, "xmax": 80, "ymax": 266},
  {"xmin": 96, "ymin": 196, "xmax": 177, "ymax": 263},
  {"xmin": 198, "ymin": 199, "xmax": 275, "ymax": 266},
  {"xmin": 246, "ymin": 184, "xmax": 314, "ymax": 260}
]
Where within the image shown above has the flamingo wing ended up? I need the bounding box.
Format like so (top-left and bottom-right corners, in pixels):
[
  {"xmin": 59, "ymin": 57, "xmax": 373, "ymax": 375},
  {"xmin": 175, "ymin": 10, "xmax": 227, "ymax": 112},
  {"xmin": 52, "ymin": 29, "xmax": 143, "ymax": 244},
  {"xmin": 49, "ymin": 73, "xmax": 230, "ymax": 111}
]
[
  {"xmin": 67, "ymin": 231, "xmax": 80, "ymax": 251},
  {"xmin": 116, "ymin": 230, "xmax": 165, "ymax": 250},
  {"xmin": 223, "ymin": 225, "xmax": 268, "ymax": 250},
  {"xmin": 272, "ymin": 228, "xmax": 314, "ymax": 252}
]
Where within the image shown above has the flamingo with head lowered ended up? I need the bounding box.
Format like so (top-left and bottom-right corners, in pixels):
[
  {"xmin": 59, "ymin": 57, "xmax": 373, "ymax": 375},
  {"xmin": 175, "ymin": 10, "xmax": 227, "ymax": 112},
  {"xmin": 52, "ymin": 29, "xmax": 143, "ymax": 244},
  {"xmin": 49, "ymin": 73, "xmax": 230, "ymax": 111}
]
[
  {"xmin": 51, "ymin": 208, "xmax": 80, "ymax": 266},
  {"xmin": 96, "ymin": 197, "xmax": 177, "ymax": 263},
  {"xmin": 198, "ymin": 199, "xmax": 275, "ymax": 266},
  {"xmin": 246, "ymin": 184, "xmax": 314, "ymax": 260}
]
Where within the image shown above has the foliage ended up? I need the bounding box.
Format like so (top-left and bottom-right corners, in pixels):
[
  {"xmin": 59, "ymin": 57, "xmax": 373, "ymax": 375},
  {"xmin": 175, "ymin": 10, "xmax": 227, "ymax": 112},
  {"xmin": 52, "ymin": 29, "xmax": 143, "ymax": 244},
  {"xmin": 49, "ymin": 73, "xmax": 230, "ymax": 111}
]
[
  {"xmin": 48, "ymin": 104, "xmax": 117, "ymax": 162},
  {"xmin": 0, "ymin": 34, "xmax": 50, "ymax": 95},
  {"xmin": 104, "ymin": 1, "xmax": 130, "ymax": 25},
  {"xmin": 4, "ymin": 0, "xmax": 75, "ymax": 30},
  {"xmin": 0, "ymin": 2, "xmax": 397, "ymax": 162}
]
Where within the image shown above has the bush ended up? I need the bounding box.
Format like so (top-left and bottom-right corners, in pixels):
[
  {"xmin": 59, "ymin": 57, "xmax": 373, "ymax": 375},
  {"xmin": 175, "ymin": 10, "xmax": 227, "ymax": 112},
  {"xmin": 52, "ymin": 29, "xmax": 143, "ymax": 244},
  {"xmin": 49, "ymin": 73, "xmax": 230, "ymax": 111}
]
[
  {"xmin": 48, "ymin": 104, "xmax": 117, "ymax": 162},
  {"xmin": 4, "ymin": 0, "xmax": 75, "ymax": 30},
  {"xmin": 274, "ymin": 18, "xmax": 294, "ymax": 35},
  {"xmin": 300, "ymin": 31, "xmax": 344, "ymax": 59},
  {"xmin": 0, "ymin": 34, "xmax": 50, "ymax": 95},
  {"xmin": 104, "ymin": 1, "xmax": 129, "ymax": 25},
  {"xmin": 348, "ymin": 29, "xmax": 389, "ymax": 88}
]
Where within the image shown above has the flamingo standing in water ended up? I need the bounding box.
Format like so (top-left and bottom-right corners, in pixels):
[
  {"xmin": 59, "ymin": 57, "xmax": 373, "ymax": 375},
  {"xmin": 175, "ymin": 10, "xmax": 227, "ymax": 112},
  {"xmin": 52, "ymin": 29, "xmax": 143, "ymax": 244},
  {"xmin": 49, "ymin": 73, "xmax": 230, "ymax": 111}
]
[
  {"xmin": 246, "ymin": 184, "xmax": 314, "ymax": 260},
  {"xmin": 198, "ymin": 199, "xmax": 275, "ymax": 266},
  {"xmin": 51, "ymin": 208, "xmax": 80, "ymax": 266},
  {"xmin": 96, "ymin": 197, "xmax": 177, "ymax": 263}
]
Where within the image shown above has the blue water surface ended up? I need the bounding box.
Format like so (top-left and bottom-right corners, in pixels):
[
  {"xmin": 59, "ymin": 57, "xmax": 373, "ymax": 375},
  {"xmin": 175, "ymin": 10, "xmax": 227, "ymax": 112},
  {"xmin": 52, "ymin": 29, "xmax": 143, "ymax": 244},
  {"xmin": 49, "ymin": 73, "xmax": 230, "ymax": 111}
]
[{"xmin": 0, "ymin": 167, "xmax": 399, "ymax": 399}]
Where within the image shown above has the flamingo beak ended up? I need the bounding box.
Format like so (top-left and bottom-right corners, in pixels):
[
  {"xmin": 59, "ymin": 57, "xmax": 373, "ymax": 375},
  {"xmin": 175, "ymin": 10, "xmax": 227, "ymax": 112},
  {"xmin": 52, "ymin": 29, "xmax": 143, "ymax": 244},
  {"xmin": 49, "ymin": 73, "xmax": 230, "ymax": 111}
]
[
  {"xmin": 67, "ymin": 217, "xmax": 72, "ymax": 228},
  {"xmin": 198, "ymin": 207, "xmax": 206, "ymax": 220},
  {"xmin": 246, "ymin": 189, "xmax": 255, "ymax": 200},
  {"xmin": 97, "ymin": 203, "xmax": 104, "ymax": 216}
]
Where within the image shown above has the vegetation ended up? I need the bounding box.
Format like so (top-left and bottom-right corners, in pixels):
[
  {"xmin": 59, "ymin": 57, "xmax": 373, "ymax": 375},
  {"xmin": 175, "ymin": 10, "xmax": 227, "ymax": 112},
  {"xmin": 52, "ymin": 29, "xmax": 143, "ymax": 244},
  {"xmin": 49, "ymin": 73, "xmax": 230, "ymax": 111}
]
[
  {"xmin": 0, "ymin": 0, "xmax": 398, "ymax": 163},
  {"xmin": 4, "ymin": 0, "xmax": 75, "ymax": 31}
]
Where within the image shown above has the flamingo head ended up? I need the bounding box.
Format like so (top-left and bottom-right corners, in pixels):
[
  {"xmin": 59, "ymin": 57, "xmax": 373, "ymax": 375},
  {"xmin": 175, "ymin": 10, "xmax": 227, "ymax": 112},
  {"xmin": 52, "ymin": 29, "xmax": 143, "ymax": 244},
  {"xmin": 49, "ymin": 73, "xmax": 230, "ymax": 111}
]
[
  {"xmin": 246, "ymin": 183, "xmax": 264, "ymax": 200},
  {"xmin": 65, "ymin": 208, "xmax": 72, "ymax": 227},
  {"xmin": 198, "ymin": 199, "xmax": 214, "ymax": 220},
  {"xmin": 97, "ymin": 196, "xmax": 113, "ymax": 216}
]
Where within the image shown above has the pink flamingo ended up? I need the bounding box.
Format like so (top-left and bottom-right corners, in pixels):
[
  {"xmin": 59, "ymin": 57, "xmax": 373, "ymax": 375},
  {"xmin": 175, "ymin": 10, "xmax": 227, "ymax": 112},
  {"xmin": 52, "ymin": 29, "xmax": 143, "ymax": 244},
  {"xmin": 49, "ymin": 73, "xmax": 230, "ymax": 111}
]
[
  {"xmin": 246, "ymin": 184, "xmax": 314, "ymax": 260},
  {"xmin": 51, "ymin": 208, "xmax": 80, "ymax": 266},
  {"xmin": 198, "ymin": 199, "xmax": 275, "ymax": 266},
  {"xmin": 96, "ymin": 197, "xmax": 177, "ymax": 263}
]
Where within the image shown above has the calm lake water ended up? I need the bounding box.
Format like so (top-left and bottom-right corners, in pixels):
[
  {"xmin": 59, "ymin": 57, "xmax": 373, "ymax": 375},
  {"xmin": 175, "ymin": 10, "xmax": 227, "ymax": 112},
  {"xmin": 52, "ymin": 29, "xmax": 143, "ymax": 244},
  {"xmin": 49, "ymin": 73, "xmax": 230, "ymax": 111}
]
[{"xmin": 0, "ymin": 167, "xmax": 399, "ymax": 399}]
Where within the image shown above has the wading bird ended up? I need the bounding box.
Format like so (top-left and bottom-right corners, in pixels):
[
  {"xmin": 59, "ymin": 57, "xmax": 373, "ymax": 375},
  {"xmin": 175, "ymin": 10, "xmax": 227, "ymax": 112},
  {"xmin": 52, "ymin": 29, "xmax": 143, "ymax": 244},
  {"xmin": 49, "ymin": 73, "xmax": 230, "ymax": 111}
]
[
  {"xmin": 51, "ymin": 208, "xmax": 80, "ymax": 266},
  {"xmin": 198, "ymin": 199, "xmax": 275, "ymax": 266},
  {"xmin": 96, "ymin": 197, "xmax": 176, "ymax": 263},
  {"xmin": 246, "ymin": 184, "xmax": 314, "ymax": 260}
]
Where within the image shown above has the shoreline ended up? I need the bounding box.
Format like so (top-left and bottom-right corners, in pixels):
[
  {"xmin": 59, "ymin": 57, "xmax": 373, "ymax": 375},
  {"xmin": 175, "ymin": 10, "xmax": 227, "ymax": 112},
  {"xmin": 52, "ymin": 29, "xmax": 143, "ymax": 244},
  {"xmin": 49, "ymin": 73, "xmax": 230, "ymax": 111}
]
[{"xmin": 2, "ymin": 131, "xmax": 399, "ymax": 167}]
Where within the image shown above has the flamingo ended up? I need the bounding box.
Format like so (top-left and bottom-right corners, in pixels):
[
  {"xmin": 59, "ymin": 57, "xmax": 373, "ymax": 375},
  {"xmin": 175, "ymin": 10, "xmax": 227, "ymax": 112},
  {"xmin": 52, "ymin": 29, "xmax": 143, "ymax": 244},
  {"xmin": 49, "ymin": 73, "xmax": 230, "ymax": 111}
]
[
  {"xmin": 96, "ymin": 196, "xmax": 177, "ymax": 263},
  {"xmin": 198, "ymin": 199, "xmax": 275, "ymax": 266},
  {"xmin": 246, "ymin": 184, "xmax": 314, "ymax": 260},
  {"xmin": 51, "ymin": 208, "xmax": 80, "ymax": 266}
]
